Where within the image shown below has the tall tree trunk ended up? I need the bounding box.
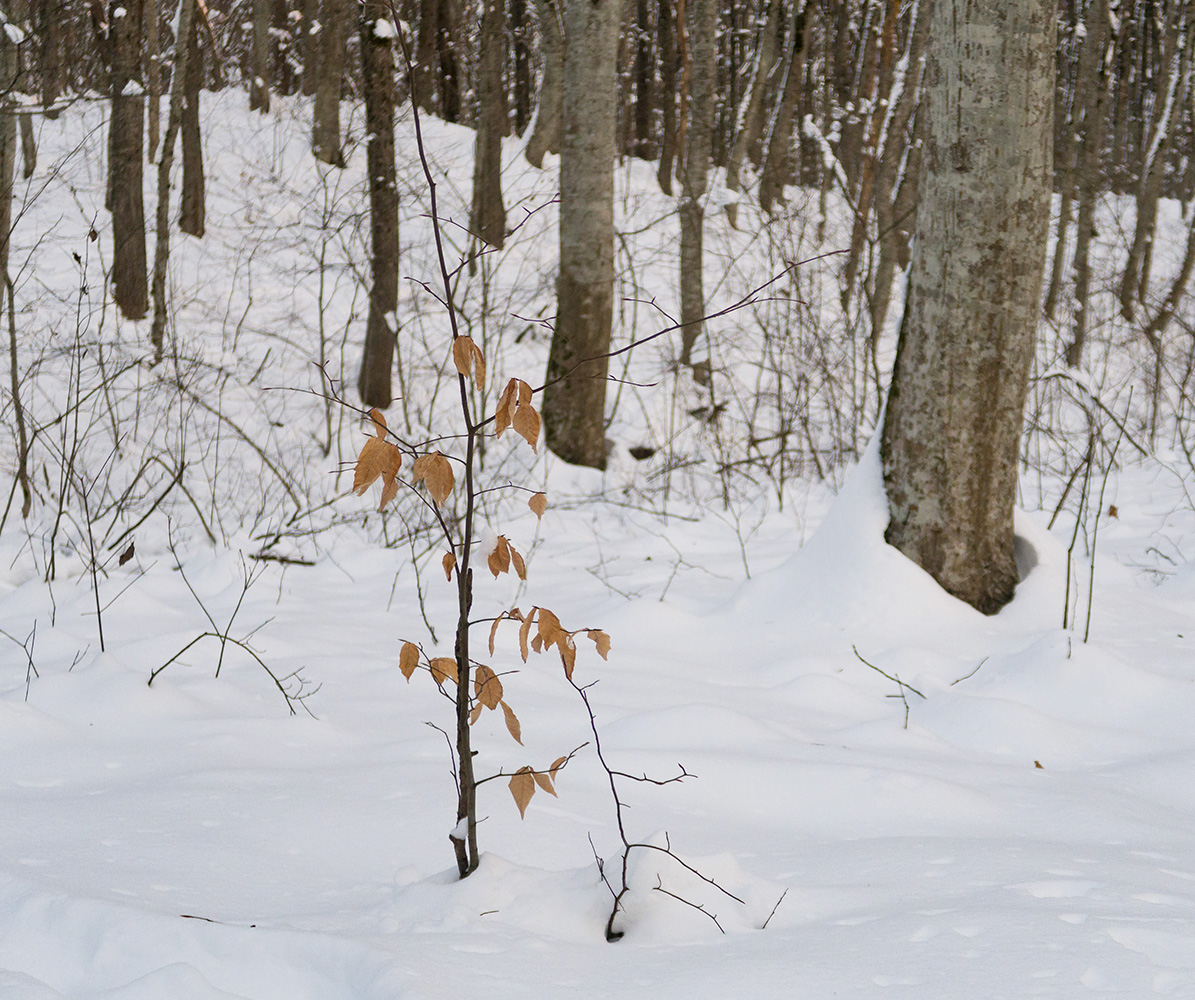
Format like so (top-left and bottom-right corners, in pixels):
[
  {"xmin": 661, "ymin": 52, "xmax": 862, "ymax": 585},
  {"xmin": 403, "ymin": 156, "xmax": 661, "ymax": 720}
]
[
  {"xmin": 357, "ymin": 1, "xmax": 399, "ymax": 408},
  {"xmin": 881, "ymin": 0, "xmax": 1054, "ymax": 615},
  {"xmin": 180, "ymin": 7, "xmax": 204, "ymax": 238},
  {"xmin": 631, "ymin": 0, "xmax": 655, "ymax": 159},
  {"xmin": 1065, "ymin": 0, "xmax": 1111, "ymax": 367},
  {"xmin": 150, "ymin": 0, "xmax": 196, "ymax": 359},
  {"xmin": 35, "ymin": 0, "xmax": 59, "ymax": 117},
  {"xmin": 470, "ymin": 0, "xmax": 506, "ymax": 249},
  {"xmin": 145, "ymin": 0, "xmax": 159, "ymax": 158},
  {"xmin": 524, "ymin": 0, "xmax": 562, "ymax": 168},
  {"xmin": 542, "ymin": 0, "xmax": 620, "ymax": 469},
  {"xmin": 272, "ymin": 0, "xmax": 295, "ymax": 96},
  {"xmin": 109, "ymin": 0, "xmax": 148, "ymax": 320},
  {"xmin": 510, "ymin": 0, "xmax": 532, "ymax": 134},
  {"xmin": 299, "ymin": 0, "xmax": 319, "ymax": 95},
  {"xmin": 249, "ymin": 0, "xmax": 270, "ymax": 111},
  {"xmin": 723, "ymin": 0, "xmax": 781, "ymax": 228},
  {"xmin": 758, "ymin": 0, "xmax": 810, "ymax": 216},
  {"xmin": 678, "ymin": 0, "xmax": 715, "ymax": 368},
  {"xmin": 311, "ymin": 0, "xmax": 348, "ymax": 166},
  {"xmin": 656, "ymin": 0, "xmax": 678, "ymax": 193}
]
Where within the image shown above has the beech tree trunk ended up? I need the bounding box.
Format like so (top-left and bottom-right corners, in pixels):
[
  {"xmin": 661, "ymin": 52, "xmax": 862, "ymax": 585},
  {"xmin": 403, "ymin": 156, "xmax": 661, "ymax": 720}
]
[
  {"xmin": 109, "ymin": 0, "xmax": 148, "ymax": 320},
  {"xmin": 678, "ymin": 0, "xmax": 715, "ymax": 368},
  {"xmin": 881, "ymin": 0, "xmax": 1054, "ymax": 615},
  {"xmin": 524, "ymin": 0, "xmax": 562, "ymax": 168},
  {"xmin": 249, "ymin": 0, "xmax": 270, "ymax": 111},
  {"xmin": 180, "ymin": 5, "xmax": 204, "ymax": 238},
  {"xmin": 470, "ymin": 0, "xmax": 506, "ymax": 249},
  {"xmin": 357, "ymin": 0, "xmax": 399, "ymax": 408},
  {"xmin": 311, "ymin": 0, "xmax": 348, "ymax": 166},
  {"xmin": 542, "ymin": 0, "xmax": 620, "ymax": 469},
  {"xmin": 757, "ymin": 0, "xmax": 809, "ymax": 216}
]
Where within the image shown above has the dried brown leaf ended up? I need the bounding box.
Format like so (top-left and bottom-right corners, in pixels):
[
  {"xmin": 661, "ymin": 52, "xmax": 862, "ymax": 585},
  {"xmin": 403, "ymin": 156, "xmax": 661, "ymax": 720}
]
[
  {"xmin": 488, "ymin": 535, "xmax": 511, "ymax": 578},
  {"xmin": 469, "ymin": 340, "xmax": 487, "ymax": 392},
  {"xmin": 530, "ymin": 633, "xmax": 544, "ymax": 654},
  {"xmin": 511, "ymin": 545, "xmax": 526, "ymax": 581},
  {"xmin": 494, "ymin": 379, "xmax": 518, "ymax": 438},
  {"xmin": 537, "ymin": 608, "xmax": 562, "ymax": 647},
  {"xmin": 512, "ymin": 403, "xmax": 541, "ymax": 452},
  {"xmin": 509, "ymin": 766, "xmax": 535, "ymax": 818},
  {"xmin": 549, "ymin": 755, "xmax": 568, "ymax": 780},
  {"xmin": 367, "ymin": 408, "xmax": 388, "ymax": 438},
  {"xmin": 399, "ymin": 641, "xmax": 420, "ymax": 681},
  {"xmin": 586, "ymin": 629, "xmax": 611, "ymax": 660},
  {"xmin": 352, "ymin": 436, "xmax": 403, "ymax": 511},
  {"xmin": 469, "ymin": 703, "xmax": 483, "ymax": 725},
  {"xmin": 451, "ymin": 336, "xmax": 474, "ymax": 378},
  {"xmin": 518, "ymin": 611, "xmax": 533, "ymax": 662},
  {"xmin": 412, "ymin": 452, "xmax": 456, "ymax": 506},
  {"xmin": 533, "ymin": 770, "xmax": 557, "ymax": 797},
  {"xmin": 528, "ymin": 492, "xmax": 547, "ymax": 519},
  {"xmin": 442, "ymin": 550, "xmax": 456, "ymax": 581},
  {"xmin": 474, "ymin": 664, "xmax": 503, "ymax": 710},
  {"xmin": 429, "ymin": 656, "xmax": 458, "ymax": 687},
  {"xmin": 501, "ymin": 700, "xmax": 523, "ymax": 744},
  {"xmin": 488, "ymin": 616, "xmax": 503, "ymax": 657},
  {"xmin": 517, "ymin": 379, "xmax": 533, "ymax": 408},
  {"xmin": 559, "ymin": 634, "xmax": 576, "ymax": 680}
]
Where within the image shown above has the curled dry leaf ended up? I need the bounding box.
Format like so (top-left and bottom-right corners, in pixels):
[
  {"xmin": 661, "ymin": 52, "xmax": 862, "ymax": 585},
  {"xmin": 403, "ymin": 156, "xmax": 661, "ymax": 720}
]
[
  {"xmin": 559, "ymin": 634, "xmax": 577, "ymax": 680},
  {"xmin": 442, "ymin": 550, "xmax": 456, "ymax": 582},
  {"xmin": 488, "ymin": 535, "xmax": 511, "ymax": 578},
  {"xmin": 512, "ymin": 403, "xmax": 541, "ymax": 452},
  {"xmin": 473, "ymin": 664, "xmax": 503, "ymax": 710},
  {"xmin": 549, "ymin": 755, "xmax": 568, "ymax": 781},
  {"xmin": 528, "ymin": 492, "xmax": 547, "ymax": 519},
  {"xmin": 399, "ymin": 641, "xmax": 420, "ymax": 681},
  {"xmin": 536, "ymin": 608, "xmax": 566, "ymax": 649},
  {"xmin": 586, "ymin": 629, "xmax": 611, "ymax": 660},
  {"xmin": 488, "ymin": 616, "xmax": 503, "ymax": 657},
  {"xmin": 511, "ymin": 545, "xmax": 527, "ymax": 581},
  {"xmin": 352, "ymin": 409, "xmax": 402, "ymax": 511},
  {"xmin": 469, "ymin": 703, "xmax": 483, "ymax": 725},
  {"xmin": 518, "ymin": 611, "xmax": 533, "ymax": 662},
  {"xmin": 533, "ymin": 770, "xmax": 557, "ymax": 797},
  {"xmin": 501, "ymin": 699, "xmax": 522, "ymax": 744},
  {"xmin": 509, "ymin": 766, "xmax": 535, "ymax": 818},
  {"xmin": 411, "ymin": 452, "xmax": 455, "ymax": 506},
  {"xmin": 494, "ymin": 378, "xmax": 518, "ymax": 438},
  {"xmin": 494, "ymin": 378, "xmax": 540, "ymax": 451},
  {"xmin": 451, "ymin": 336, "xmax": 486, "ymax": 392},
  {"xmin": 429, "ymin": 656, "xmax": 458, "ymax": 687}
]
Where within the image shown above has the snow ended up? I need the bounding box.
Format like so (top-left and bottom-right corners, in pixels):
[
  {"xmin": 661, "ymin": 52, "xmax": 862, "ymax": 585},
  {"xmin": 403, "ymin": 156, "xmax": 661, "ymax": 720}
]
[{"xmin": 2, "ymin": 91, "xmax": 1195, "ymax": 999}]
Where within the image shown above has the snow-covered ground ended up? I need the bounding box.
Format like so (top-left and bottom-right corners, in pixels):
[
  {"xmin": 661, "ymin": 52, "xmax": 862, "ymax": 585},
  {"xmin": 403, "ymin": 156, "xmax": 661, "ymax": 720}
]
[{"xmin": 2, "ymin": 92, "xmax": 1195, "ymax": 998}]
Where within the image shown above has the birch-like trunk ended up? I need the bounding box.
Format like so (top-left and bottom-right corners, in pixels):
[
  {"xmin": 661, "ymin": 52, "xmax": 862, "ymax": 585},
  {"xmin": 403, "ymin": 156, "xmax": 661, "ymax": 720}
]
[
  {"xmin": 542, "ymin": 0, "xmax": 620, "ymax": 469},
  {"xmin": 881, "ymin": 0, "xmax": 1054, "ymax": 614}
]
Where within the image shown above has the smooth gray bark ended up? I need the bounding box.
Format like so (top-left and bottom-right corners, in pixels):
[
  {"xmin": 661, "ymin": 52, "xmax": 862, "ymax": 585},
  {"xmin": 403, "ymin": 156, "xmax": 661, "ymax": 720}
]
[
  {"xmin": 881, "ymin": 0, "xmax": 1054, "ymax": 614},
  {"xmin": 469, "ymin": 0, "xmax": 506, "ymax": 249},
  {"xmin": 542, "ymin": 0, "xmax": 620, "ymax": 469},
  {"xmin": 311, "ymin": 0, "xmax": 348, "ymax": 167},
  {"xmin": 524, "ymin": 0, "xmax": 562, "ymax": 168}
]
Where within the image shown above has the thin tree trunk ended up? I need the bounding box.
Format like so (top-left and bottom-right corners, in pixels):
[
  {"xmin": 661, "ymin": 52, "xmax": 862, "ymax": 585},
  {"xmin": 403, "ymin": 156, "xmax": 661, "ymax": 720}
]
[
  {"xmin": 724, "ymin": 0, "xmax": 781, "ymax": 228},
  {"xmin": 632, "ymin": 0, "xmax": 655, "ymax": 159},
  {"xmin": 511, "ymin": 0, "xmax": 531, "ymax": 134},
  {"xmin": 656, "ymin": 0, "xmax": 678, "ymax": 192},
  {"xmin": 311, "ymin": 0, "xmax": 348, "ymax": 166},
  {"xmin": 150, "ymin": 0, "xmax": 196, "ymax": 359},
  {"xmin": 525, "ymin": 0, "xmax": 562, "ymax": 168},
  {"xmin": 357, "ymin": 1, "xmax": 399, "ymax": 408},
  {"xmin": 35, "ymin": 0, "xmax": 59, "ymax": 117},
  {"xmin": 881, "ymin": 0, "xmax": 1054, "ymax": 614},
  {"xmin": 299, "ymin": 0, "xmax": 319, "ymax": 95},
  {"xmin": 678, "ymin": 0, "xmax": 715, "ymax": 368},
  {"xmin": 1142, "ymin": 202, "xmax": 1195, "ymax": 345},
  {"xmin": 145, "ymin": 0, "xmax": 159, "ymax": 158},
  {"xmin": 470, "ymin": 0, "xmax": 506, "ymax": 248},
  {"xmin": 180, "ymin": 7, "xmax": 204, "ymax": 238},
  {"xmin": 758, "ymin": 0, "xmax": 810, "ymax": 216},
  {"xmin": 542, "ymin": 0, "xmax": 620, "ymax": 469},
  {"xmin": 109, "ymin": 0, "xmax": 148, "ymax": 320},
  {"xmin": 249, "ymin": 0, "xmax": 270, "ymax": 111},
  {"xmin": 1065, "ymin": 0, "xmax": 1111, "ymax": 367}
]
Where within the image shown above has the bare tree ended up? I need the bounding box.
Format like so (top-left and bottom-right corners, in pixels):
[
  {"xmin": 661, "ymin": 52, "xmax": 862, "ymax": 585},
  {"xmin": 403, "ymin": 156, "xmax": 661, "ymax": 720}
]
[
  {"xmin": 881, "ymin": 0, "xmax": 1054, "ymax": 614},
  {"xmin": 524, "ymin": 0, "xmax": 562, "ymax": 168},
  {"xmin": 357, "ymin": 0, "xmax": 399, "ymax": 408},
  {"xmin": 311, "ymin": 0, "xmax": 348, "ymax": 166},
  {"xmin": 249, "ymin": 0, "xmax": 270, "ymax": 111},
  {"xmin": 542, "ymin": 0, "xmax": 620, "ymax": 468}
]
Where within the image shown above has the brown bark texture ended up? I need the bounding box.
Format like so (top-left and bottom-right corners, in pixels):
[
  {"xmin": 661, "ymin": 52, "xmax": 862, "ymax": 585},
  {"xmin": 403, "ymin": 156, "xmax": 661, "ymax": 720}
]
[
  {"xmin": 180, "ymin": 5, "xmax": 205, "ymax": 238},
  {"xmin": 311, "ymin": 0, "xmax": 348, "ymax": 166},
  {"xmin": 470, "ymin": 0, "xmax": 506, "ymax": 249},
  {"xmin": 109, "ymin": 0, "xmax": 148, "ymax": 320},
  {"xmin": 880, "ymin": 0, "xmax": 1054, "ymax": 615},
  {"xmin": 357, "ymin": 0, "xmax": 399, "ymax": 408}
]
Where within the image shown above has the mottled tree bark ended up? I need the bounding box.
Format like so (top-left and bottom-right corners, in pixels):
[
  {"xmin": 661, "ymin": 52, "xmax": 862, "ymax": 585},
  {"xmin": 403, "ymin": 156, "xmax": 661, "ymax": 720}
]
[
  {"xmin": 881, "ymin": 0, "xmax": 1054, "ymax": 614},
  {"xmin": 678, "ymin": 0, "xmax": 715, "ymax": 367},
  {"xmin": 109, "ymin": 0, "xmax": 148, "ymax": 320},
  {"xmin": 758, "ymin": 0, "xmax": 809, "ymax": 215},
  {"xmin": 144, "ymin": 0, "xmax": 159, "ymax": 158},
  {"xmin": 180, "ymin": 6, "xmax": 204, "ymax": 238},
  {"xmin": 311, "ymin": 0, "xmax": 348, "ymax": 166},
  {"xmin": 524, "ymin": 0, "xmax": 562, "ymax": 168},
  {"xmin": 470, "ymin": 0, "xmax": 506, "ymax": 248},
  {"xmin": 656, "ymin": 0, "xmax": 678, "ymax": 193},
  {"xmin": 357, "ymin": 1, "xmax": 398, "ymax": 408},
  {"xmin": 510, "ymin": 0, "xmax": 531, "ymax": 134},
  {"xmin": 542, "ymin": 0, "xmax": 620, "ymax": 469},
  {"xmin": 249, "ymin": 0, "xmax": 270, "ymax": 111},
  {"xmin": 299, "ymin": 0, "xmax": 319, "ymax": 95}
]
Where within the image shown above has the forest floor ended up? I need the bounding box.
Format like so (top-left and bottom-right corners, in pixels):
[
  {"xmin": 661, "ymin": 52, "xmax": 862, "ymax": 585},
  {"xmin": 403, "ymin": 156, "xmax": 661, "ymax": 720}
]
[{"xmin": 1, "ymin": 93, "xmax": 1195, "ymax": 998}]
